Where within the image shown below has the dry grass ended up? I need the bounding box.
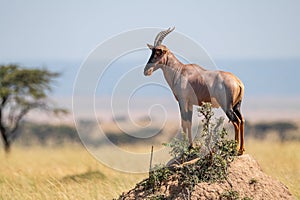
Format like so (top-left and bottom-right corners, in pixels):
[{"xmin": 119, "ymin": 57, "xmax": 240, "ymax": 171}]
[
  {"xmin": 0, "ymin": 139, "xmax": 299, "ymax": 199},
  {"xmin": 0, "ymin": 145, "xmax": 146, "ymax": 200},
  {"xmin": 247, "ymin": 139, "xmax": 300, "ymax": 199}
]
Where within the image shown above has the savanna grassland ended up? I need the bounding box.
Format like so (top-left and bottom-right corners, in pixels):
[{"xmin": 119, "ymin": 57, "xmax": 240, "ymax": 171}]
[
  {"xmin": 0, "ymin": 139, "xmax": 299, "ymax": 200},
  {"xmin": 0, "ymin": 145, "xmax": 146, "ymax": 200}
]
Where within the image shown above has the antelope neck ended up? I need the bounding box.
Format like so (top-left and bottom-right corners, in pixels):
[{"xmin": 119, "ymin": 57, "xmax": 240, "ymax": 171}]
[{"xmin": 162, "ymin": 53, "xmax": 184, "ymax": 89}]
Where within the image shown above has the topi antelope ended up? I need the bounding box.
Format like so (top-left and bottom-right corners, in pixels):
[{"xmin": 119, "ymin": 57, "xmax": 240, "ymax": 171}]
[{"xmin": 144, "ymin": 27, "xmax": 245, "ymax": 155}]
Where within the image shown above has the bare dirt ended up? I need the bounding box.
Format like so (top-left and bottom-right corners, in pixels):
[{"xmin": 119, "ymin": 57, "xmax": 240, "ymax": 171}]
[{"xmin": 117, "ymin": 154, "xmax": 295, "ymax": 200}]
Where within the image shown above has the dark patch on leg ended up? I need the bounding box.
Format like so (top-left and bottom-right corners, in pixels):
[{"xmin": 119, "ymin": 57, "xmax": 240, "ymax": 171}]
[
  {"xmin": 233, "ymin": 101, "xmax": 243, "ymax": 121},
  {"xmin": 233, "ymin": 101, "xmax": 245, "ymax": 155},
  {"xmin": 226, "ymin": 110, "xmax": 239, "ymax": 124},
  {"xmin": 226, "ymin": 109, "xmax": 241, "ymax": 145},
  {"xmin": 233, "ymin": 100, "xmax": 241, "ymax": 111}
]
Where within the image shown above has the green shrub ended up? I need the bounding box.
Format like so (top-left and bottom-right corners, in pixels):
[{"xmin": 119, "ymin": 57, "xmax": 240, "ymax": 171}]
[
  {"xmin": 220, "ymin": 189, "xmax": 240, "ymax": 200},
  {"xmin": 142, "ymin": 164, "xmax": 171, "ymax": 192},
  {"xmin": 145, "ymin": 103, "xmax": 238, "ymax": 193}
]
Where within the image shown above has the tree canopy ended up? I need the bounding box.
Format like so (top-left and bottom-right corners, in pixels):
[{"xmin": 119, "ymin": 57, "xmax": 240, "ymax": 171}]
[{"xmin": 0, "ymin": 64, "xmax": 66, "ymax": 152}]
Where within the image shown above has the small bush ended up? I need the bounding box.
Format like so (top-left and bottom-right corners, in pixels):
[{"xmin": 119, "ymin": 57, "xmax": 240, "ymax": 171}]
[
  {"xmin": 241, "ymin": 197, "xmax": 253, "ymax": 200},
  {"xmin": 220, "ymin": 189, "xmax": 240, "ymax": 200},
  {"xmin": 144, "ymin": 164, "xmax": 171, "ymax": 192},
  {"xmin": 145, "ymin": 103, "xmax": 238, "ymax": 194},
  {"xmin": 249, "ymin": 178, "xmax": 258, "ymax": 185},
  {"xmin": 149, "ymin": 194, "xmax": 167, "ymax": 200}
]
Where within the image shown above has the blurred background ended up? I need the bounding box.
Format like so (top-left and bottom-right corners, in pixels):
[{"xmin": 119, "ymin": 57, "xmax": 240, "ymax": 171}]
[
  {"xmin": 0, "ymin": 1, "xmax": 300, "ymax": 199},
  {"xmin": 1, "ymin": 1, "xmax": 300, "ymax": 122}
]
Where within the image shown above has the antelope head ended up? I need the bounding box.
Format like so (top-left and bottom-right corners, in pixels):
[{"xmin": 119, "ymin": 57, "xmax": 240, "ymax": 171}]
[{"xmin": 144, "ymin": 27, "xmax": 175, "ymax": 76}]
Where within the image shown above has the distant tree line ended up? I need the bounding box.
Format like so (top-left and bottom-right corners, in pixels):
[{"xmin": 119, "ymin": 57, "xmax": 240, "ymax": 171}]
[
  {"xmin": 1, "ymin": 120, "xmax": 297, "ymax": 148},
  {"xmin": 244, "ymin": 121, "xmax": 299, "ymax": 142},
  {"xmin": 13, "ymin": 122, "xmax": 80, "ymax": 146}
]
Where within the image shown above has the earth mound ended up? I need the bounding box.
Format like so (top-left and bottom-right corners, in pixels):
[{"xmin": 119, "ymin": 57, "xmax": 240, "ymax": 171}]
[{"xmin": 118, "ymin": 154, "xmax": 294, "ymax": 200}]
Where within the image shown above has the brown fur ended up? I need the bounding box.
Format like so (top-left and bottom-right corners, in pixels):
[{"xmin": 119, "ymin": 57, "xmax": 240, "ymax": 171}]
[{"xmin": 145, "ymin": 44, "xmax": 245, "ymax": 155}]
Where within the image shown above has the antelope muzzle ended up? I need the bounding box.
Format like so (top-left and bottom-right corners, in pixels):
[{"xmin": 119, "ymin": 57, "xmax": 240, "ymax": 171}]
[{"xmin": 144, "ymin": 64, "xmax": 154, "ymax": 76}]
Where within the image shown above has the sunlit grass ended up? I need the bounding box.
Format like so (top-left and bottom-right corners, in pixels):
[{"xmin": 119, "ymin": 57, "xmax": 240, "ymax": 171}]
[
  {"xmin": 0, "ymin": 139, "xmax": 299, "ymax": 199},
  {"xmin": 0, "ymin": 145, "xmax": 146, "ymax": 200},
  {"xmin": 246, "ymin": 139, "xmax": 300, "ymax": 199}
]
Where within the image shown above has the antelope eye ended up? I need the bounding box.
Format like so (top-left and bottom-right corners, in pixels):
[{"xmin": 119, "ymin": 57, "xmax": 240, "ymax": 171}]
[{"xmin": 155, "ymin": 49, "xmax": 162, "ymax": 56}]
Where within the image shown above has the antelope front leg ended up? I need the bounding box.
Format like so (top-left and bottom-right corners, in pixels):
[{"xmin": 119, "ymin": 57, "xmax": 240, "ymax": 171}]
[
  {"xmin": 179, "ymin": 101, "xmax": 193, "ymax": 147},
  {"xmin": 187, "ymin": 105, "xmax": 193, "ymax": 148},
  {"xmin": 180, "ymin": 117, "xmax": 193, "ymax": 148}
]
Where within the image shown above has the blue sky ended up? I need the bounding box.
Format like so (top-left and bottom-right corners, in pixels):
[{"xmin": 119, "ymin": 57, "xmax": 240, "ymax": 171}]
[
  {"xmin": 1, "ymin": 1, "xmax": 300, "ymax": 121},
  {"xmin": 1, "ymin": 1, "xmax": 300, "ymax": 101},
  {"xmin": 1, "ymin": 0, "xmax": 300, "ymax": 61}
]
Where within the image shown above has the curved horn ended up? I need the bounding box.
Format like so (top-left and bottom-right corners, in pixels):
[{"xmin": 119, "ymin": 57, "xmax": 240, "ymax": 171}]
[{"xmin": 153, "ymin": 27, "xmax": 175, "ymax": 47}]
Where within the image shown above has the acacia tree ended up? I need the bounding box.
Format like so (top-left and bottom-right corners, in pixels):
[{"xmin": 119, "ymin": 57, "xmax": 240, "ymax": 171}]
[{"xmin": 0, "ymin": 64, "xmax": 66, "ymax": 152}]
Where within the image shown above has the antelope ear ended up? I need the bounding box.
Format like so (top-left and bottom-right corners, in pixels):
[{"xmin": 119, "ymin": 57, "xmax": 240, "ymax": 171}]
[{"xmin": 147, "ymin": 44, "xmax": 154, "ymax": 50}]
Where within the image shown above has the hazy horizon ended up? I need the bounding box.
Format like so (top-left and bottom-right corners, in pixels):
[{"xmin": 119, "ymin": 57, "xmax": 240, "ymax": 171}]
[
  {"xmin": 1, "ymin": 1, "xmax": 300, "ymax": 123},
  {"xmin": 17, "ymin": 58, "xmax": 300, "ymax": 123},
  {"xmin": 7, "ymin": 58, "xmax": 298, "ymax": 97}
]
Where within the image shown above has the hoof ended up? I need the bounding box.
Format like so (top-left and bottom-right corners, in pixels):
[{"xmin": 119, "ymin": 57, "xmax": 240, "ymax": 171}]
[
  {"xmin": 238, "ymin": 149, "xmax": 245, "ymax": 156},
  {"xmin": 188, "ymin": 144, "xmax": 194, "ymax": 151}
]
